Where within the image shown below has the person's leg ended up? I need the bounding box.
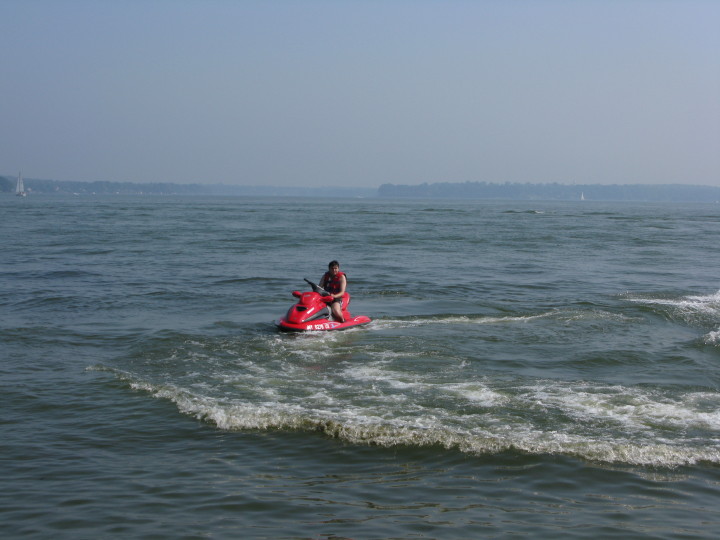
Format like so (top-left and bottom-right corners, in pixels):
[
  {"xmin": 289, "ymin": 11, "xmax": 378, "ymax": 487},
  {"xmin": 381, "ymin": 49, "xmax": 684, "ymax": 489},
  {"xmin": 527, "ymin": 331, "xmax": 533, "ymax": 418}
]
[{"xmin": 332, "ymin": 300, "xmax": 344, "ymax": 322}]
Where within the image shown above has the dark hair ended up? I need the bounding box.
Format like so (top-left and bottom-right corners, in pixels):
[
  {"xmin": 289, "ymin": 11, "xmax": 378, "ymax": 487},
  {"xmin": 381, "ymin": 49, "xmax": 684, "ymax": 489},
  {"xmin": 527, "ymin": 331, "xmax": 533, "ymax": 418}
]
[{"xmin": 328, "ymin": 260, "xmax": 340, "ymax": 269}]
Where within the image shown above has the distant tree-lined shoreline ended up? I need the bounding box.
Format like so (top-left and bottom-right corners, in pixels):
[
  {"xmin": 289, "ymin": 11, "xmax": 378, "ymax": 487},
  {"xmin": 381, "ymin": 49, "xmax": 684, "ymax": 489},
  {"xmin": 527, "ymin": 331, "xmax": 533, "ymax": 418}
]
[
  {"xmin": 2, "ymin": 175, "xmax": 719, "ymax": 202},
  {"xmin": 0, "ymin": 176, "xmax": 374, "ymax": 198},
  {"xmin": 379, "ymin": 181, "xmax": 720, "ymax": 202}
]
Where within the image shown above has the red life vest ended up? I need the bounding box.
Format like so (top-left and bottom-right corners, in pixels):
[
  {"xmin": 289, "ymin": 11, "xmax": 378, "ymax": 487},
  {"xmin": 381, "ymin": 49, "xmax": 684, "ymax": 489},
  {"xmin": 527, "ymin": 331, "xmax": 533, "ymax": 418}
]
[{"xmin": 322, "ymin": 271, "xmax": 346, "ymax": 294}]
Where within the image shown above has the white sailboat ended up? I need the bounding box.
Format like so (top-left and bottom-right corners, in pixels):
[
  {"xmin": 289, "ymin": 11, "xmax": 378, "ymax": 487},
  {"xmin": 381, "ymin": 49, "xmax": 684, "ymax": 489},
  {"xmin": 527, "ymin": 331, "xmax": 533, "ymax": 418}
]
[{"xmin": 16, "ymin": 172, "xmax": 26, "ymax": 197}]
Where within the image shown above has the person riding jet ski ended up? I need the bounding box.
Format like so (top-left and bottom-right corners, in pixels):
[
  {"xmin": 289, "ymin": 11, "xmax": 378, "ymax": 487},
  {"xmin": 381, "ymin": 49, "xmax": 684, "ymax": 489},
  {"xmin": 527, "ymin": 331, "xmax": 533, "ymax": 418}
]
[
  {"xmin": 319, "ymin": 260, "xmax": 347, "ymax": 322},
  {"xmin": 275, "ymin": 261, "xmax": 370, "ymax": 332}
]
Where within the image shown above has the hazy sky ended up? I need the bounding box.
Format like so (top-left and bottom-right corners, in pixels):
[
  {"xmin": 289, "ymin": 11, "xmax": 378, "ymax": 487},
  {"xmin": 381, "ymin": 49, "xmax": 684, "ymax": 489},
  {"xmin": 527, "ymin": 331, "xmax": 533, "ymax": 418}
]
[{"xmin": 2, "ymin": 0, "xmax": 718, "ymax": 187}]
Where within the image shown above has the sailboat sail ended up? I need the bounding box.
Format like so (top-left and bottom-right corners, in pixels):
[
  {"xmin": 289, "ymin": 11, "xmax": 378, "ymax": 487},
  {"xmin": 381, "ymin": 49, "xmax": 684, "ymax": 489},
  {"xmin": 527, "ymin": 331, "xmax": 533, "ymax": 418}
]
[{"xmin": 16, "ymin": 172, "xmax": 26, "ymax": 196}]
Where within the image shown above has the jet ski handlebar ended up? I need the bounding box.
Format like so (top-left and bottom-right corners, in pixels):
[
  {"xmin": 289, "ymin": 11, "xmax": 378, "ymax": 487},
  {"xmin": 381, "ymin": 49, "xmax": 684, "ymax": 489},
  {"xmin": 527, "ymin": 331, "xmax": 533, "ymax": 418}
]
[{"xmin": 303, "ymin": 278, "xmax": 331, "ymax": 297}]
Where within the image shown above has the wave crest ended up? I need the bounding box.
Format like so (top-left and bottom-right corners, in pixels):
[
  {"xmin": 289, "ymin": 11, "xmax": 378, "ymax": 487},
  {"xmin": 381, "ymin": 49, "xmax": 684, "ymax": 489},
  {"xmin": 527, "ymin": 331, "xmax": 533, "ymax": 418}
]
[{"xmin": 102, "ymin": 367, "xmax": 720, "ymax": 469}]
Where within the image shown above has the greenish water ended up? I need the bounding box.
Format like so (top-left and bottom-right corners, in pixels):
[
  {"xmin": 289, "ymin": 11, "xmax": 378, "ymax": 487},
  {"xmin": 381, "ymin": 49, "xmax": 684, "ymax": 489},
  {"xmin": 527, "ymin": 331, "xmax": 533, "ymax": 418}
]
[{"xmin": 2, "ymin": 196, "xmax": 720, "ymax": 538}]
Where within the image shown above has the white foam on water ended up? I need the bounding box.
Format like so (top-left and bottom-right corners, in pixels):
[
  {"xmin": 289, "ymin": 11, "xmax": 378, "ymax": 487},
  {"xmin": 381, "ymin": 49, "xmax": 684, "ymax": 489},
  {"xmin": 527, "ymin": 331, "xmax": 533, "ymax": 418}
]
[
  {"xmin": 370, "ymin": 312, "xmax": 556, "ymax": 330},
  {"xmin": 442, "ymin": 382, "xmax": 508, "ymax": 407},
  {"xmin": 553, "ymin": 309, "xmax": 637, "ymax": 323},
  {"xmin": 103, "ymin": 343, "xmax": 720, "ymax": 468},
  {"xmin": 519, "ymin": 381, "xmax": 720, "ymax": 433},
  {"xmin": 370, "ymin": 308, "xmax": 636, "ymax": 332},
  {"xmin": 181, "ymin": 386, "xmax": 717, "ymax": 465},
  {"xmin": 687, "ymin": 290, "xmax": 720, "ymax": 307},
  {"xmin": 627, "ymin": 289, "xmax": 720, "ymax": 325},
  {"xmin": 341, "ymin": 363, "xmax": 419, "ymax": 390},
  {"xmin": 704, "ymin": 327, "xmax": 720, "ymax": 345}
]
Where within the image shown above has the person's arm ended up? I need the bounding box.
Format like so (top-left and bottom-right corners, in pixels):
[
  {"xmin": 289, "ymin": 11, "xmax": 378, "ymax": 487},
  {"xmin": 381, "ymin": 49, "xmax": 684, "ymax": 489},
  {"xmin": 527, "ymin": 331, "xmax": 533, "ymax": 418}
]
[{"xmin": 335, "ymin": 275, "xmax": 347, "ymax": 298}]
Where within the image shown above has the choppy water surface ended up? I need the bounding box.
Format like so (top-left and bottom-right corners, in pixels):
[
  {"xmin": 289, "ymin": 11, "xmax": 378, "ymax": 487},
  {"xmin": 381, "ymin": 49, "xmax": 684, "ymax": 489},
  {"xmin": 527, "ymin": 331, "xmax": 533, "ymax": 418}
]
[{"xmin": 2, "ymin": 195, "xmax": 720, "ymax": 538}]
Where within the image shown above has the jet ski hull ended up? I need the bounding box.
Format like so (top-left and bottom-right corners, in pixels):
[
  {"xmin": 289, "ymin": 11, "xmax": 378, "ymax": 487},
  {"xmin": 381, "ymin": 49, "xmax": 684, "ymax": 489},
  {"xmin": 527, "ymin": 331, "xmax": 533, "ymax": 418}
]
[{"xmin": 276, "ymin": 315, "xmax": 371, "ymax": 332}]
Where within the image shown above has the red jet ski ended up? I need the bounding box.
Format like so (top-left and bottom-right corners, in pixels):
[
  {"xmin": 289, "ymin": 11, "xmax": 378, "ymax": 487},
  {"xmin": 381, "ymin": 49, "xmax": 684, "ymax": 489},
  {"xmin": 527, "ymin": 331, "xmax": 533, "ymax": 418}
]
[{"xmin": 276, "ymin": 278, "xmax": 371, "ymax": 332}]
